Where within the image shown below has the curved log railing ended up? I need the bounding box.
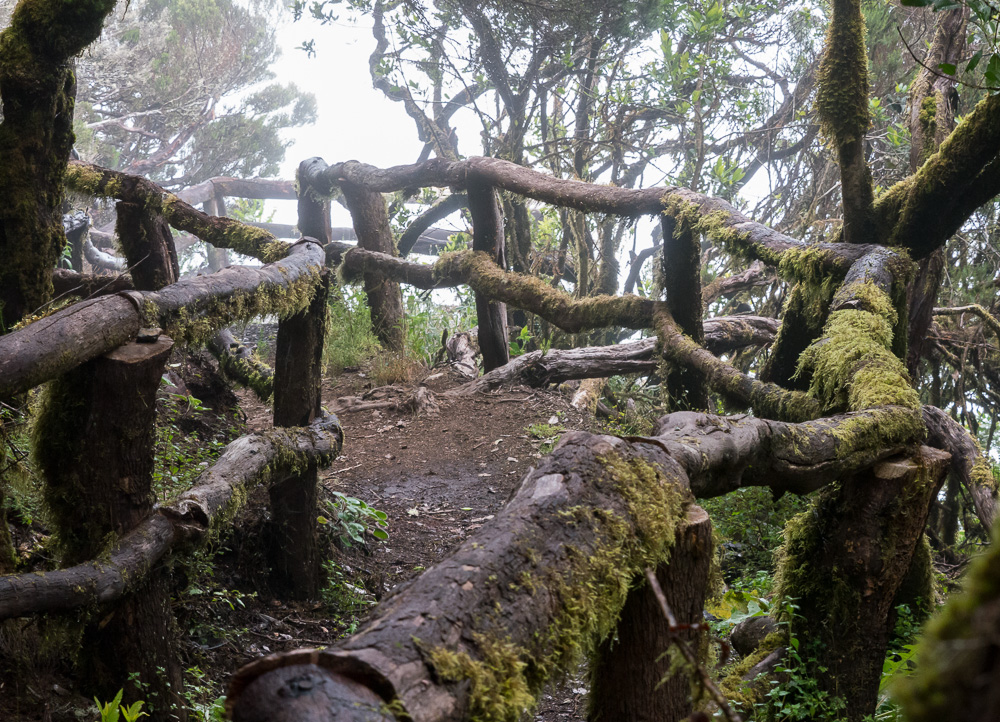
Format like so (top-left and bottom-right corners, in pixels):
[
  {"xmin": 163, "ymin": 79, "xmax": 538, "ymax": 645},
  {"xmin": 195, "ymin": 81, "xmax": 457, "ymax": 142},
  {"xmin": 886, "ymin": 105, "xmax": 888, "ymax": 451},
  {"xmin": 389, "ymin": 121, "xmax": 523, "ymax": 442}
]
[{"xmin": 0, "ymin": 152, "xmax": 995, "ymax": 722}]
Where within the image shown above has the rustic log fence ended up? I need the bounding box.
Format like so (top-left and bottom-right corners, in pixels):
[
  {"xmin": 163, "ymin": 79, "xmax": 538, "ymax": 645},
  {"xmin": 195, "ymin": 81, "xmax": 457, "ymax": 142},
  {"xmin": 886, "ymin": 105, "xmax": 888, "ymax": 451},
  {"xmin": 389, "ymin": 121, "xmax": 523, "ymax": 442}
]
[{"xmin": 0, "ymin": 155, "xmax": 995, "ymax": 721}]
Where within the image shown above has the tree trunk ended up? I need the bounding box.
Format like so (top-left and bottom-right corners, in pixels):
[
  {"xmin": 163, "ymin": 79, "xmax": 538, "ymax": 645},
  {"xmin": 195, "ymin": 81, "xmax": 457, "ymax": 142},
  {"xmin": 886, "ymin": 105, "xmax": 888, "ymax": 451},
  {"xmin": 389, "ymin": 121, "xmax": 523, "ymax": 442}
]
[
  {"xmin": 339, "ymin": 179, "xmax": 405, "ymax": 352},
  {"xmin": 590, "ymin": 506, "xmax": 712, "ymax": 722},
  {"xmin": 116, "ymin": 201, "xmax": 180, "ymax": 291},
  {"xmin": 32, "ymin": 336, "xmax": 186, "ymax": 720},
  {"xmin": 661, "ymin": 216, "xmax": 707, "ymax": 410},
  {"xmin": 269, "ymin": 274, "xmax": 329, "ymax": 599},
  {"xmin": 468, "ymin": 180, "xmax": 510, "ymax": 371},
  {"xmin": 773, "ymin": 447, "xmax": 950, "ymax": 721},
  {"xmin": 0, "ymin": 1, "xmax": 117, "ymax": 330}
]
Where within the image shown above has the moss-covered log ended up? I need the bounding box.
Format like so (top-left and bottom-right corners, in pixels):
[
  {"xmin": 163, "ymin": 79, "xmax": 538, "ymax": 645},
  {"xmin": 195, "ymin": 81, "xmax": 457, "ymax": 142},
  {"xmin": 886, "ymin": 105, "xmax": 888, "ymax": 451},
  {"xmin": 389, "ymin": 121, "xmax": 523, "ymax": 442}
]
[
  {"xmin": 0, "ymin": 0, "xmax": 118, "ymax": 330},
  {"xmin": 65, "ymin": 161, "xmax": 292, "ymax": 264},
  {"xmin": 207, "ymin": 327, "xmax": 274, "ymax": 402},
  {"xmin": 655, "ymin": 307, "xmax": 821, "ymax": 421},
  {"xmin": 0, "ymin": 415, "xmax": 343, "ymax": 620},
  {"xmin": 0, "ymin": 240, "xmax": 325, "ymax": 399},
  {"xmin": 226, "ymin": 405, "xmax": 931, "ymax": 720}
]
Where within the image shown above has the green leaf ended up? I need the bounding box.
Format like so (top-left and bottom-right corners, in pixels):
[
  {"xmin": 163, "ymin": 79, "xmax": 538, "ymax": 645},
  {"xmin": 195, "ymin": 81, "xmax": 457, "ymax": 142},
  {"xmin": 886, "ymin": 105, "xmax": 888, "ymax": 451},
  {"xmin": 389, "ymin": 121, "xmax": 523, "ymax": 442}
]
[
  {"xmin": 372, "ymin": 529, "xmax": 389, "ymax": 540},
  {"xmin": 898, "ymin": 0, "xmax": 932, "ymax": 6},
  {"xmin": 966, "ymin": 49, "xmax": 984, "ymax": 74},
  {"xmin": 938, "ymin": 62, "xmax": 957, "ymax": 76},
  {"xmin": 985, "ymin": 54, "xmax": 1000, "ymax": 86}
]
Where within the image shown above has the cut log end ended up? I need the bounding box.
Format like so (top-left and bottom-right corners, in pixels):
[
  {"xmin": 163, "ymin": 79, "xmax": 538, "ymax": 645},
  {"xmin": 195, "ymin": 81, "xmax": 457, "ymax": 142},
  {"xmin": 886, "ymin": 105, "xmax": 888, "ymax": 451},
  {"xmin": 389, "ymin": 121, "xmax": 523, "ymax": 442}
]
[{"xmin": 230, "ymin": 664, "xmax": 394, "ymax": 722}]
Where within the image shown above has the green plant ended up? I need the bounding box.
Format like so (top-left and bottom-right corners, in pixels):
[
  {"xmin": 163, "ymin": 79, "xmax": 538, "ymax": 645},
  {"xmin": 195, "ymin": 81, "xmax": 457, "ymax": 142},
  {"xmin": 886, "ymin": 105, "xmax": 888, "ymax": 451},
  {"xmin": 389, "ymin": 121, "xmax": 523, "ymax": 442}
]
[
  {"xmin": 402, "ymin": 286, "xmax": 476, "ymax": 365},
  {"xmin": 94, "ymin": 689, "xmax": 148, "ymax": 722},
  {"xmin": 526, "ymin": 422, "xmax": 565, "ymax": 455},
  {"xmin": 755, "ymin": 603, "xmax": 847, "ymax": 721},
  {"xmin": 152, "ymin": 384, "xmax": 229, "ymax": 500},
  {"xmin": 319, "ymin": 491, "xmax": 389, "ymax": 547},
  {"xmin": 184, "ymin": 666, "xmax": 227, "ymax": 722},
  {"xmin": 324, "ymin": 287, "xmax": 382, "ymax": 373},
  {"xmin": 321, "ymin": 560, "xmax": 376, "ymax": 613}
]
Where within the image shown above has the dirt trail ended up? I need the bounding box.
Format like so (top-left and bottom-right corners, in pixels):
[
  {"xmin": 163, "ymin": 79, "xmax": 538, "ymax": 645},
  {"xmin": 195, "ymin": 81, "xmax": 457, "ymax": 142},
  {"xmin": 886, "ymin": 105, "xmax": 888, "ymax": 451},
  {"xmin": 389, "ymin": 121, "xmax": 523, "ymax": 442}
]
[{"xmin": 238, "ymin": 366, "xmax": 600, "ymax": 720}]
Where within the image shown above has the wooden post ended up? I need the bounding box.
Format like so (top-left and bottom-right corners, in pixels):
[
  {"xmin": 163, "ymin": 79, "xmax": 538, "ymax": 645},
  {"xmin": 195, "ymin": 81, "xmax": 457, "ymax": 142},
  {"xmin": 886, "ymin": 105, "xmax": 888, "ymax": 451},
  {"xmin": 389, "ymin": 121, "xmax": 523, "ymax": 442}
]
[
  {"xmin": 33, "ymin": 336, "xmax": 186, "ymax": 721},
  {"xmin": 205, "ymin": 191, "xmax": 230, "ymax": 271},
  {"xmin": 467, "ymin": 179, "xmax": 510, "ymax": 371},
  {"xmin": 661, "ymin": 215, "xmax": 708, "ymax": 410},
  {"xmin": 589, "ymin": 506, "xmax": 713, "ymax": 721},
  {"xmin": 269, "ymin": 264, "xmax": 329, "ymax": 599},
  {"xmin": 115, "ymin": 201, "xmax": 180, "ymax": 290}
]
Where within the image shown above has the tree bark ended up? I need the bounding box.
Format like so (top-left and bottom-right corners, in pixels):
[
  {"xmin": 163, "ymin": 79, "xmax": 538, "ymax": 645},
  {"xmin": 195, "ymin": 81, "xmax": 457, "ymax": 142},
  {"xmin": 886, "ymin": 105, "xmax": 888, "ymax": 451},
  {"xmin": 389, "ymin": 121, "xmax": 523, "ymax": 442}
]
[
  {"xmin": 590, "ymin": 506, "xmax": 712, "ymax": 722},
  {"xmin": 468, "ymin": 180, "xmax": 510, "ymax": 371},
  {"xmin": 269, "ymin": 273, "xmax": 329, "ymax": 599},
  {"xmin": 32, "ymin": 335, "xmax": 185, "ymax": 720},
  {"xmin": 338, "ymin": 179, "xmax": 405, "ymax": 352},
  {"xmin": 661, "ymin": 216, "xmax": 707, "ymax": 410},
  {"xmin": 116, "ymin": 201, "xmax": 180, "ymax": 290},
  {"xmin": 0, "ymin": 0, "xmax": 117, "ymax": 329}
]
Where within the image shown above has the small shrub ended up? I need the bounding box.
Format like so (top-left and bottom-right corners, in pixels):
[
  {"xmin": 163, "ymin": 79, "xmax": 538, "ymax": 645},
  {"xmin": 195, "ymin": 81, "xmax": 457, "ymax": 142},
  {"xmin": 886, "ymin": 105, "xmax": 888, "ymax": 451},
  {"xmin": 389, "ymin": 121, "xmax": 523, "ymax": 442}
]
[
  {"xmin": 324, "ymin": 288, "xmax": 381, "ymax": 373},
  {"xmin": 319, "ymin": 491, "xmax": 389, "ymax": 548}
]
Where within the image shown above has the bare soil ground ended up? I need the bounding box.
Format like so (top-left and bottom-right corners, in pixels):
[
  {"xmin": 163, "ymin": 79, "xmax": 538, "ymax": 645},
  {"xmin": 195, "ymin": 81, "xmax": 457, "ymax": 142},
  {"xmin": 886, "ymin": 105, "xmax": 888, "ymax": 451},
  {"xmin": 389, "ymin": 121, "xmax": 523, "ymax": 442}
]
[{"xmin": 1, "ymin": 355, "xmax": 602, "ymax": 721}]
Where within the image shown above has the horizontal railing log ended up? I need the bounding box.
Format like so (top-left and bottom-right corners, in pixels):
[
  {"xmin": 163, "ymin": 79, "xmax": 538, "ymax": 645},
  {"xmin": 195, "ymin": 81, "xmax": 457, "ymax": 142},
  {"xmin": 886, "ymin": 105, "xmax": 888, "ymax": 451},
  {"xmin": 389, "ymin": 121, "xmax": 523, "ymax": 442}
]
[
  {"xmin": 0, "ymin": 415, "xmax": 343, "ymax": 620},
  {"xmin": 452, "ymin": 315, "xmax": 780, "ymax": 393},
  {"xmin": 225, "ymin": 412, "xmax": 932, "ymax": 720},
  {"xmin": 0, "ymin": 241, "xmax": 323, "ymax": 400}
]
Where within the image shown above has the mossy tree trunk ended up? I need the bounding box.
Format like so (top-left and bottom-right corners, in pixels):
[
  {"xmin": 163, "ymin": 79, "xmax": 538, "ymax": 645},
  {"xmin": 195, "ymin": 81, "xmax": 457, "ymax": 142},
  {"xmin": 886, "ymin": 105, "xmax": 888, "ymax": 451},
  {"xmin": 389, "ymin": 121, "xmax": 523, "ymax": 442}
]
[
  {"xmin": 32, "ymin": 336, "xmax": 186, "ymax": 721},
  {"xmin": 773, "ymin": 448, "xmax": 949, "ymax": 721},
  {"xmin": 0, "ymin": 0, "xmax": 117, "ymax": 331},
  {"xmin": 661, "ymin": 215, "xmax": 707, "ymax": 410},
  {"xmin": 339, "ymin": 180, "xmax": 405, "ymax": 352},
  {"xmin": 116, "ymin": 202, "xmax": 180, "ymax": 291}
]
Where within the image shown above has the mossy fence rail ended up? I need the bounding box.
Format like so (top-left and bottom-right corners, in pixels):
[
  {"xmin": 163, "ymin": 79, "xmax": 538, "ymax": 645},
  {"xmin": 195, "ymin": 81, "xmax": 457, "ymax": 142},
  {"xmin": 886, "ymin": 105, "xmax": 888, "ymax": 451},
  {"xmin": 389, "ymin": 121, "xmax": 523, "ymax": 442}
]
[{"xmin": 0, "ymin": 156, "xmax": 989, "ymax": 721}]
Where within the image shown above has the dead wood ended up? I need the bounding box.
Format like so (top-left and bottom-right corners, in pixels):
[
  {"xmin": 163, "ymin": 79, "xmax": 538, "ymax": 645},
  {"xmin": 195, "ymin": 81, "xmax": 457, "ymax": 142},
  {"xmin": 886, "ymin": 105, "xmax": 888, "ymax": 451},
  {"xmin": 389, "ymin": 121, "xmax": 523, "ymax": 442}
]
[
  {"xmin": 0, "ymin": 415, "xmax": 343, "ymax": 620},
  {"xmin": 84, "ymin": 234, "xmax": 127, "ymax": 271},
  {"xmin": 451, "ymin": 316, "xmax": 779, "ymax": 394},
  {"xmin": 51, "ymin": 268, "xmax": 134, "ymax": 299},
  {"xmin": 207, "ymin": 327, "xmax": 274, "ymax": 401}
]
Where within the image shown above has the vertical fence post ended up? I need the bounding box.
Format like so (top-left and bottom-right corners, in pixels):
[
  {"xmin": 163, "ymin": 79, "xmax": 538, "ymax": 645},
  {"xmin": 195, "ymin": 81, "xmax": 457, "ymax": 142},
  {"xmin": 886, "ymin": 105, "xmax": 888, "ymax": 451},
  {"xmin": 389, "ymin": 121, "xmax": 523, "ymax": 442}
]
[
  {"xmin": 661, "ymin": 215, "xmax": 708, "ymax": 410},
  {"xmin": 115, "ymin": 202, "xmax": 180, "ymax": 290},
  {"xmin": 33, "ymin": 335, "xmax": 185, "ymax": 721},
  {"xmin": 266, "ymin": 164, "xmax": 331, "ymax": 599},
  {"xmin": 467, "ymin": 179, "xmax": 510, "ymax": 371},
  {"xmin": 590, "ymin": 507, "xmax": 713, "ymax": 720},
  {"xmin": 204, "ymin": 189, "xmax": 230, "ymax": 271}
]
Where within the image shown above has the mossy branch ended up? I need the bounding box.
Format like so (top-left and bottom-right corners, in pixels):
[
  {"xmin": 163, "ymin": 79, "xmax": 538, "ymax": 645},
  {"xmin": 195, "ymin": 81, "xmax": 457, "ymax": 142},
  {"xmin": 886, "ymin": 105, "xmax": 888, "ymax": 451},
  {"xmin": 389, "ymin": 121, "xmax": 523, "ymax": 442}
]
[
  {"xmin": 0, "ymin": 415, "xmax": 343, "ymax": 619},
  {"xmin": 933, "ymin": 303, "xmax": 1000, "ymax": 339},
  {"xmin": 655, "ymin": 307, "xmax": 821, "ymax": 422},
  {"xmin": 65, "ymin": 161, "xmax": 292, "ymax": 264}
]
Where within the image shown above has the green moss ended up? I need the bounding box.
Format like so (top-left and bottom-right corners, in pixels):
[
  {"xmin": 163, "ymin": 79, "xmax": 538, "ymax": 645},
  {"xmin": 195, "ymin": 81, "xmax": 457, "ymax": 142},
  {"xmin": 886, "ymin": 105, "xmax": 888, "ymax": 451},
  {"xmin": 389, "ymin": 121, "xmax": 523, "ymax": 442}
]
[
  {"xmin": 719, "ymin": 630, "xmax": 788, "ymax": 706},
  {"xmin": 152, "ymin": 267, "xmax": 323, "ymax": 346},
  {"xmin": 894, "ymin": 515, "xmax": 1000, "ymax": 721},
  {"xmin": 815, "ymin": 0, "xmax": 870, "ymax": 148},
  {"xmin": 423, "ymin": 453, "xmax": 689, "ymax": 721},
  {"xmin": 426, "ymin": 634, "xmax": 537, "ymax": 722},
  {"xmin": 433, "ymin": 251, "xmax": 653, "ymax": 332},
  {"xmin": 797, "ymin": 281, "xmax": 919, "ymax": 412}
]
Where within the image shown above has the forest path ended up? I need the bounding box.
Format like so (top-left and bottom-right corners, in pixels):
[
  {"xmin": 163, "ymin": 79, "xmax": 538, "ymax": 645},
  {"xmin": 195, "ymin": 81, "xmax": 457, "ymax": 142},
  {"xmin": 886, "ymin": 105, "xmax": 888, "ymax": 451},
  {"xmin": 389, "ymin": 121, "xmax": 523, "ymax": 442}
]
[{"xmin": 236, "ymin": 365, "xmax": 600, "ymax": 721}]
